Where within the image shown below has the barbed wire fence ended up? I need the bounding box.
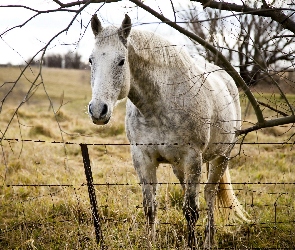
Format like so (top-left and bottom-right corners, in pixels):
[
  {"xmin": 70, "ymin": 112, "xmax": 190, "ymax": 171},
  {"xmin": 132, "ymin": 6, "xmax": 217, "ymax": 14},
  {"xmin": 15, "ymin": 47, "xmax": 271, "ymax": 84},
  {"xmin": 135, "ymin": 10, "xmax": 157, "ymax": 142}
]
[
  {"xmin": 1, "ymin": 1, "xmax": 295, "ymax": 249},
  {"xmin": 1, "ymin": 137, "xmax": 295, "ymax": 249}
]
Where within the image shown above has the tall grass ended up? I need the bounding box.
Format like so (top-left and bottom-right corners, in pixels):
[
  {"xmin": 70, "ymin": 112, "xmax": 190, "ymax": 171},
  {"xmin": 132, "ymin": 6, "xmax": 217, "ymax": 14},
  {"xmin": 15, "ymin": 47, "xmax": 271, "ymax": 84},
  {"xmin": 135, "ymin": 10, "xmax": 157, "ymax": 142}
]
[{"xmin": 0, "ymin": 66, "xmax": 295, "ymax": 249}]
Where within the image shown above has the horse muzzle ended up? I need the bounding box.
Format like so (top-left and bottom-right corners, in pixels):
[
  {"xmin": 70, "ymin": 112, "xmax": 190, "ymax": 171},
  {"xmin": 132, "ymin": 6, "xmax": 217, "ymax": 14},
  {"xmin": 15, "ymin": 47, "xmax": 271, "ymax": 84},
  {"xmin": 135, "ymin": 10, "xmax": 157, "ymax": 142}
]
[
  {"xmin": 88, "ymin": 102, "xmax": 111, "ymax": 125},
  {"xmin": 91, "ymin": 116, "xmax": 111, "ymax": 125}
]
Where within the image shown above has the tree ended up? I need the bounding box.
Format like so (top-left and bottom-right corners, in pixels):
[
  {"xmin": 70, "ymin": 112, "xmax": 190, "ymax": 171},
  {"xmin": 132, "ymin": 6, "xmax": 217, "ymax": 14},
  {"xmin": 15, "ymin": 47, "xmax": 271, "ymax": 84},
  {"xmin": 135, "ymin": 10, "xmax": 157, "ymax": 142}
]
[
  {"xmin": 44, "ymin": 53, "xmax": 63, "ymax": 68},
  {"xmin": 129, "ymin": 0, "xmax": 295, "ymax": 135},
  {"xmin": 182, "ymin": 1, "xmax": 295, "ymax": 86},
  {"xmin": 64, "ymin": 51, "xmax": 82, "ymax": 69}
]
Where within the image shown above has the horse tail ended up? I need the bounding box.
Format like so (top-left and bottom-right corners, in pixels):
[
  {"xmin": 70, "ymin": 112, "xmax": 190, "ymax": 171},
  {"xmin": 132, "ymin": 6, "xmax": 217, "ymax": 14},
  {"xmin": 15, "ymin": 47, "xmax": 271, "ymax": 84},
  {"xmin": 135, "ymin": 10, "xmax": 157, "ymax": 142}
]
[{"xmin": 216, "ymin": 167, "xmax": 250, "ymax": 223}]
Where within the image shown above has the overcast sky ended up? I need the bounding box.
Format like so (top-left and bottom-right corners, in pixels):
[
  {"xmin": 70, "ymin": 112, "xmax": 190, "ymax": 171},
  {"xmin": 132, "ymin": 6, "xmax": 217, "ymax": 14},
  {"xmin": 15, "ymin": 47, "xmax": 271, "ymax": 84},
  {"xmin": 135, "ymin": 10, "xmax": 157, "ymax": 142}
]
[{"xmin": 0, "ymin": 0, "xmax": 201, "ymax": 65}]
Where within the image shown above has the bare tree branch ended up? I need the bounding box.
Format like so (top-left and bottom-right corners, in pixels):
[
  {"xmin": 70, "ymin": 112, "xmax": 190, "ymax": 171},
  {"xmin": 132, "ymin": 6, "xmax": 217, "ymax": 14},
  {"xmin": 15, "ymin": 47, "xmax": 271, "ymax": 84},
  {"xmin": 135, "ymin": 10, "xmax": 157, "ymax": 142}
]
[
  {"xmin": 0, "ymin": 13, "xmax": 40, "ymax": 37},
  {"xmin": 130, "ymin": 0, "xmax": 265, "ymax": 125},
  {"xmin": 183, "ymin": 2, "xmax": 295, "ymax": 119},
  {"xmin": 0, "ymin": 5, "xmax": 77, "ymax": 13},
  {"xmin": 236, "ymin": 115, "xmax": 295, "ymax": 136},
  {"xmin": 192, "ymin": 0, "xmax": 295, "ymax": 34},
  {"xmin": 52, "ymin": 0, "xmax": 120, "ymax": 8},
  {"xmin": 0, "ymin": 0, "xmax": 96, "ymax": 142},
  {"xmin": 129, "ymin": 0, "xmax": 295, "ymax": 135}
]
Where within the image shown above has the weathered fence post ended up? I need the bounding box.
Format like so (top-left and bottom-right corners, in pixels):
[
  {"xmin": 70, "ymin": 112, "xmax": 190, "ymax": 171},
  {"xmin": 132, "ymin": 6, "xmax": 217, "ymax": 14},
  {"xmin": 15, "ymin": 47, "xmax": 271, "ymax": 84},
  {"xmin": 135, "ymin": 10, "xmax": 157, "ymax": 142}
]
[{"xmin": 80, "ymin": 143, "xmax": 104, "ymax": 248}]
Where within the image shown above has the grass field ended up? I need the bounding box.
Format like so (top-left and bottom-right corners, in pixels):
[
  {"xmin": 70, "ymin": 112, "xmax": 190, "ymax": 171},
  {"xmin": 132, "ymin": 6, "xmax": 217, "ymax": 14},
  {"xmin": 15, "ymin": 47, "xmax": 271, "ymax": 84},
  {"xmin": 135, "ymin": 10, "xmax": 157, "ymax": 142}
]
[{"xmin": 0, "ymin": 66, "xmax": 295, "ymax": 249}]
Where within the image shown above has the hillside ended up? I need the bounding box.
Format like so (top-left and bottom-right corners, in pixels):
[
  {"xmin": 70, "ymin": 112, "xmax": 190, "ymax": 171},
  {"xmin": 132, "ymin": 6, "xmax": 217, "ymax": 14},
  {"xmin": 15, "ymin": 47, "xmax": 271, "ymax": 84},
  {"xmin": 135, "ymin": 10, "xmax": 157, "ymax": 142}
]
[{"xmin": 0, "ymin": 66, "xmax": 294, "ymax": 249}]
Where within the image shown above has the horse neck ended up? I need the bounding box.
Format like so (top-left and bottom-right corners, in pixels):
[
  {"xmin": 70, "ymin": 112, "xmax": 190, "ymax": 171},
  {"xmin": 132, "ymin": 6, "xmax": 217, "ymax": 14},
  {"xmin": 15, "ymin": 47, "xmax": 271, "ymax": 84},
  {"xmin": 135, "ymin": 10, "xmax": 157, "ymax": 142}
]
[
  {"xmin": 127, "ymin": 35, "xmax": 160, "ymax": 111},
  {"xmin": 126, "ymin": 30, "xmax": 190, "ymax": 113}
]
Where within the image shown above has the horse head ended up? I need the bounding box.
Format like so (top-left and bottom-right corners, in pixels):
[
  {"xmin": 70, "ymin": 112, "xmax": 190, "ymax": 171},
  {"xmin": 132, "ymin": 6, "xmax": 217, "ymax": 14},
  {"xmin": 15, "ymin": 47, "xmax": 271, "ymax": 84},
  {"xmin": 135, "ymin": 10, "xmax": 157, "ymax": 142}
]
[{"xmin": 88, "ymin": 14, "xmax": 132, "ymax": 125}]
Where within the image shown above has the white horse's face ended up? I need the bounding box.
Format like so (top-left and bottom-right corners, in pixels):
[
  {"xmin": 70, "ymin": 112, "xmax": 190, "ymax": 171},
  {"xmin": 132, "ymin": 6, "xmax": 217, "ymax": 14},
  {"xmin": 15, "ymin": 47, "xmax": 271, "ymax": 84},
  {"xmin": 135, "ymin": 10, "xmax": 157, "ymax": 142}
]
[
  {"xmin": 89, "ymin": 41, "xmax": 130, "ymax": 125},
  {"xmin": 88, "ymin": 14, "xmax": 131, "ymax": 125}
]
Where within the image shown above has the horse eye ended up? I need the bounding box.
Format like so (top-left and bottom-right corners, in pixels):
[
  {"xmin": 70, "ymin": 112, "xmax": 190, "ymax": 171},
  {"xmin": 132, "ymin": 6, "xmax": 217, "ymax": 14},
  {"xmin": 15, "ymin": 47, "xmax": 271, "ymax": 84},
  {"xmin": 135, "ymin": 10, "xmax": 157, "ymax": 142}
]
[
  {"xmin": 118, "ymin": 59, "xmax": 125, "ymax": 66},
  {"xmin": 89, "ymin": 58, "xmax": 92, "ymax": 65}
]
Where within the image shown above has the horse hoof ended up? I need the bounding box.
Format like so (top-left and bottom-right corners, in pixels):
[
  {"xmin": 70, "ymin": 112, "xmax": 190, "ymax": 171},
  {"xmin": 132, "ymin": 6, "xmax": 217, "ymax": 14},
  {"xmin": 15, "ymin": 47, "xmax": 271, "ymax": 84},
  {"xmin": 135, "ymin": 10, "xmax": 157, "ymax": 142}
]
[{"xmin": 187, "ymin": 232, "xmax": 197, "ymax": 250}]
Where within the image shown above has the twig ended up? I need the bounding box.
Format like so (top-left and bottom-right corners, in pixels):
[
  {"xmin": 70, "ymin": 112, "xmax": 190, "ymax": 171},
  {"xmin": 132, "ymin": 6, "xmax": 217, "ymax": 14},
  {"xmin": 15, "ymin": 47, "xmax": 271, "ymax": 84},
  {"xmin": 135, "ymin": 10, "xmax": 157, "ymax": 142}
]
[
  {"xmin": 169, "ymin": 0, "xmax": 177, "ymax": 23},
  {"xmin": 0, "ymin": 0, "xmax": 96, "ymax": 143},
  {"xmin": 257, "ymin": 101, "xmax": 288, "ymax": 117},
  {"xmin": 52, "ymin": 0, "xmax": 120, "ymax": 8},
  {"xmin": 272, "ymin": 35, "xmax": 295, "ymax": 39}
]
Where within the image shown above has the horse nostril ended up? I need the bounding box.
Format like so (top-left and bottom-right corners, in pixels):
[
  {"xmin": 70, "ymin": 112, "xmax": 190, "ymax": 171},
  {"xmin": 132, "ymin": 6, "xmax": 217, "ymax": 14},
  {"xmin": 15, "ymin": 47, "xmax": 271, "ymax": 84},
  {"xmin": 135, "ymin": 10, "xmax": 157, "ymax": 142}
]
[
  {"xmin": 88, "ymin": 103, "xmax": 93, "ymax": 116},
  {"xmin": 101, "ymin": 104, "xmax": 108, "ymax": 117}
]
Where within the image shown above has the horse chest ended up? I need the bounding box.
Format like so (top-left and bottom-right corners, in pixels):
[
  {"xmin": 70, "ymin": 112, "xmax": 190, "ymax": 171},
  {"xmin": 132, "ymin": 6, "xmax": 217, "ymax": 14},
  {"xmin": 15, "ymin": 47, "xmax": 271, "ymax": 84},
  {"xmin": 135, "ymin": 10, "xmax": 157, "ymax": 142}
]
[{"xmin": 127, "ymin": 100, "xmax": 201, "ymax": 140}]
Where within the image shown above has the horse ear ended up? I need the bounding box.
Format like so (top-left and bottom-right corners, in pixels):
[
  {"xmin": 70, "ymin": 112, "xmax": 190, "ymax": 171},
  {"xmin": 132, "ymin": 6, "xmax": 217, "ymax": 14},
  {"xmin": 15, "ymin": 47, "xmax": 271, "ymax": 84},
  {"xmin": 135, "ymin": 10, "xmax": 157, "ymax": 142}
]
[
  {"xmin": 91, "ymin": 14, "xmax": 102, "ymax": 36},
  {"xmin": 119, "ymin": 14, "xmax": 131, "ymax": 40}
]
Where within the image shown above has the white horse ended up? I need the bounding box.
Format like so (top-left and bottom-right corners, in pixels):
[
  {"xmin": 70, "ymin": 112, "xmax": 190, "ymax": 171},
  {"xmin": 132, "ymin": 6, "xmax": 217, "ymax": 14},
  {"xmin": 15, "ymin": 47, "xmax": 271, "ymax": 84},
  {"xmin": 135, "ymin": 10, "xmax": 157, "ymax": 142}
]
[{"xmin": 88, "ymin": 14, "xmax": 248, "ymax": 249}]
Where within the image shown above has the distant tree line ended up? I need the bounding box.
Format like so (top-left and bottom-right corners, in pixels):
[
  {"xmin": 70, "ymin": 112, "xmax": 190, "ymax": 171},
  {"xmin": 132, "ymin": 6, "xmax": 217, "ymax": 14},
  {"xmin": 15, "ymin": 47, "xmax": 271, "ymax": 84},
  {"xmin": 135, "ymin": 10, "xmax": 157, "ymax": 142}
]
[{"xmin": 30, "ymin": 51, "xmax": 88, "ymax": 69}]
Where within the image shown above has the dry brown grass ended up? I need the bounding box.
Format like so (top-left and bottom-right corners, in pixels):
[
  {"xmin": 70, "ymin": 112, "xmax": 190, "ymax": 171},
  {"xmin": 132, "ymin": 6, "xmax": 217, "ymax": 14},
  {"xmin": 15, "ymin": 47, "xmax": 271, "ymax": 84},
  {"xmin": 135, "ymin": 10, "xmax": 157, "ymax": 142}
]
[{"xmin": 0, "ymin": 66, "xmax": 295, "ymax": 249}]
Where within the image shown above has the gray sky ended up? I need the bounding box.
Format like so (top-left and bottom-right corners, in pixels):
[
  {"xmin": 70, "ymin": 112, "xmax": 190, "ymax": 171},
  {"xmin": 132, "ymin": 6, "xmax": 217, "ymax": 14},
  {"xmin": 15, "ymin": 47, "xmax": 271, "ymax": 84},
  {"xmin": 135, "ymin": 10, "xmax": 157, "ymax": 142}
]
[{"xmin": 0, "ymin": 0, "xmax": 198, "ymax": 65}]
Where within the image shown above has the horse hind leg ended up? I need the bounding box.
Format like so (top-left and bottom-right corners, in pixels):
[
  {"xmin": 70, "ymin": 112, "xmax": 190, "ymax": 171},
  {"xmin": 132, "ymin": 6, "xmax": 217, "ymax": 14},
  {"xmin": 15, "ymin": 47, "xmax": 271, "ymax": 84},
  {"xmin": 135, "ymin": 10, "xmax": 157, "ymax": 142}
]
[{"xmin": 204, "ymin": 156, "xmax": 228, "ymax": 249}]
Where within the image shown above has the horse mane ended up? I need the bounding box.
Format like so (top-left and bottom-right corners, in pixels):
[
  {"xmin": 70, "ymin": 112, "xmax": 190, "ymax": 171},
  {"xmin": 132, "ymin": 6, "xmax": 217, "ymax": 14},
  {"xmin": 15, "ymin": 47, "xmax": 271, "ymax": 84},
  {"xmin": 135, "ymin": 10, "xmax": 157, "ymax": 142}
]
[
  {"xmin": 129, "ymin": 29, "xmax": 192, "ymax": 69},
  {"xmin": 97, "ymin": 26, "xmax": 194, "ymax": 71}
]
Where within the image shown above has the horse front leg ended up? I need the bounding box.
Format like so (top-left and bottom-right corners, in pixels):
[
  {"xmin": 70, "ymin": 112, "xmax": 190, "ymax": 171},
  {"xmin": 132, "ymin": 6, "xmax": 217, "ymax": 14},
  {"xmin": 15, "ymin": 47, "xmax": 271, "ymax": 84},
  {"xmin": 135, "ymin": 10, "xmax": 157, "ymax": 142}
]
[
  {"xmin": 204, "ymin": 156, "xmax": 228, "ymax": 249},
  {"xmin": 182, "ymin": 150, "xmax": 202, "ymax": 249},
  {"xmin": 131, "ymin": 146, "xmax": 158, "ymax": 242},
  {"xmin": 141, "ymin": 176, "xmax": 157, "ymax": 241}
]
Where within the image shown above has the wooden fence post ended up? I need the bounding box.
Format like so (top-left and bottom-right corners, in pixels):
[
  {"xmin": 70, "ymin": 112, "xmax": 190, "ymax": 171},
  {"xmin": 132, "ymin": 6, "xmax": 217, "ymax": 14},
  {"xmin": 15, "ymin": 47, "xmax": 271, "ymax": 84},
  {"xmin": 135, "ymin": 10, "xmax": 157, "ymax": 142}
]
[{"xmin": 80, "ymin": 143, "xmax": 104, "ymax": 248}]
